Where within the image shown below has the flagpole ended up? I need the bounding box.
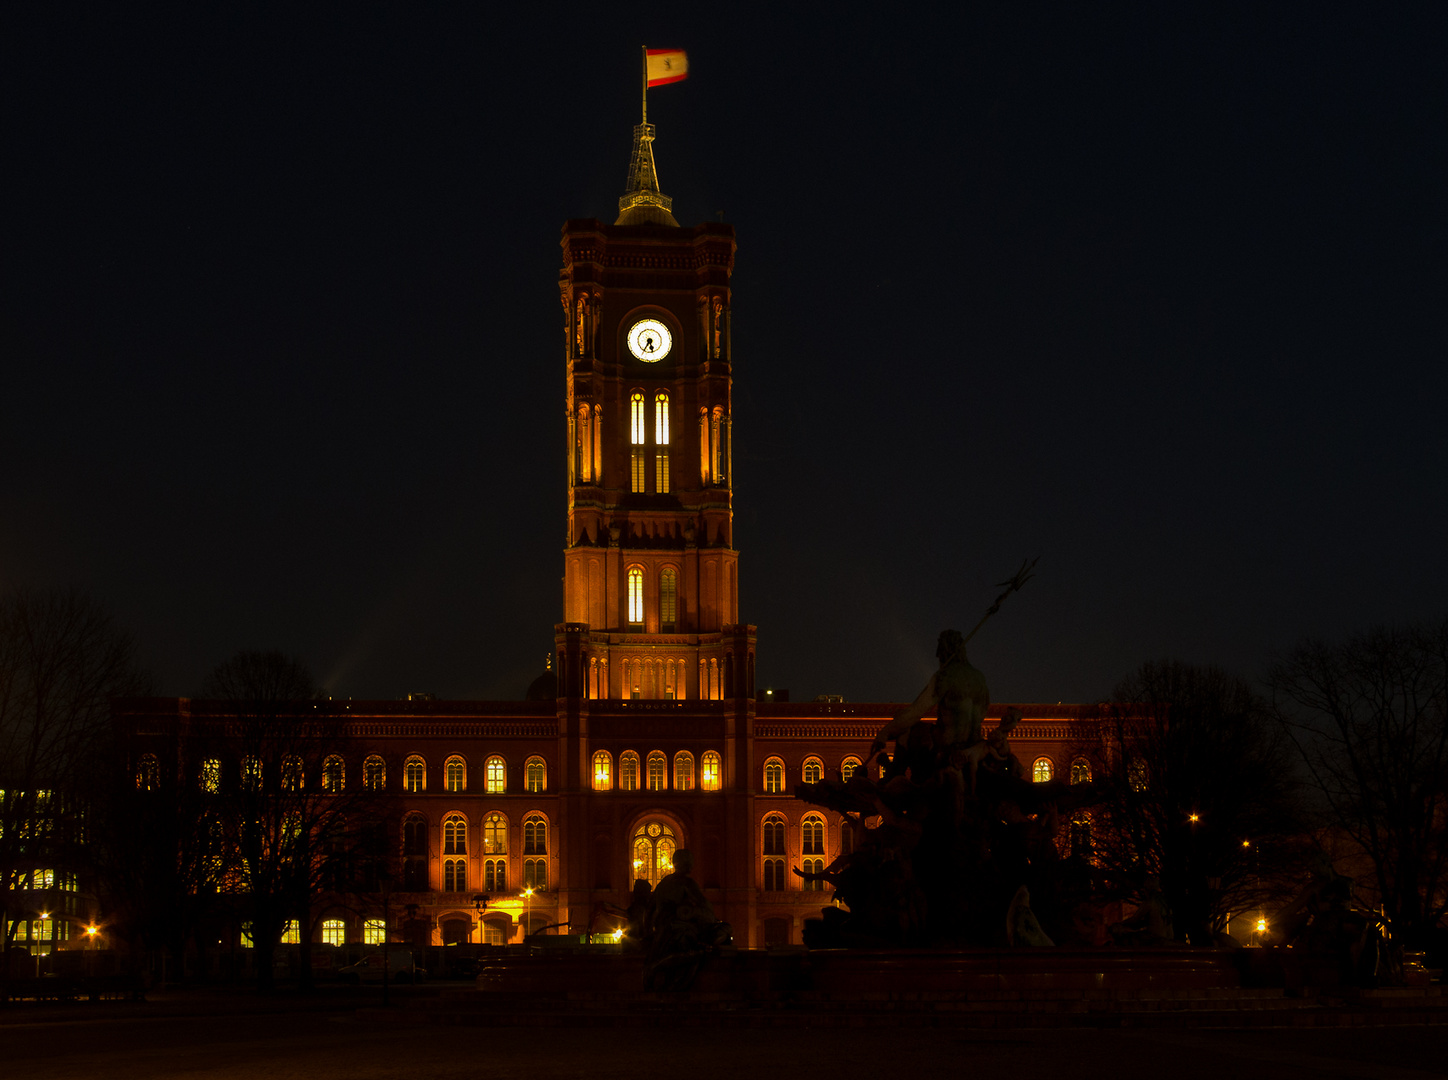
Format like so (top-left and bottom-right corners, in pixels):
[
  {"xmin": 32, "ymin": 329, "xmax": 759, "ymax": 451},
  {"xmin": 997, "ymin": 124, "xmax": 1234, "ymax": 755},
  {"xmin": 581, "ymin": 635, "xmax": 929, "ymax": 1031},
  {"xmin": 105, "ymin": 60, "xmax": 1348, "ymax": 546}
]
[{"xmin": 641, "ymin": 45, "xmax": 648, "ymax": 125}]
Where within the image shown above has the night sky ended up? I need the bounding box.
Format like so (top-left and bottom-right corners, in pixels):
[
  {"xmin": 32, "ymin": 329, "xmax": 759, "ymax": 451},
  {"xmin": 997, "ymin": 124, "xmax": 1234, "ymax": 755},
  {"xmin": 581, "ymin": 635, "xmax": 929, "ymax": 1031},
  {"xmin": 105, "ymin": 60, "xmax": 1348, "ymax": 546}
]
[{"xmin": 5, "ymin": 4, "xmax": 1445, "ymax": 704}]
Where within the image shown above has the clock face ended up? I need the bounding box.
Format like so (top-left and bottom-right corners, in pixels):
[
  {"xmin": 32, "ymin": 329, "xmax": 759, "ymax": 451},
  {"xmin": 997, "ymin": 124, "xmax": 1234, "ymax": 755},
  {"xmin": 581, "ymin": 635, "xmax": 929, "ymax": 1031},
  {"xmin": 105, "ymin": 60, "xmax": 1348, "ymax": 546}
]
[{"xmin": 627, "ymin": 318, "xmax": 672, "ymax": 362}]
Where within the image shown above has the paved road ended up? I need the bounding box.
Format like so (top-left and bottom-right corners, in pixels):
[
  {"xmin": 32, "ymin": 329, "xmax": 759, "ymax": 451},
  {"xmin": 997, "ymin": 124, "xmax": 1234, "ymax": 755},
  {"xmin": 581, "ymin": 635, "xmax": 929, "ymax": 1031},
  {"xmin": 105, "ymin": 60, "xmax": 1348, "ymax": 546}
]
[{"xmin": 1, "ymin": 991, "xmax": 1444, "ymax": 1079}]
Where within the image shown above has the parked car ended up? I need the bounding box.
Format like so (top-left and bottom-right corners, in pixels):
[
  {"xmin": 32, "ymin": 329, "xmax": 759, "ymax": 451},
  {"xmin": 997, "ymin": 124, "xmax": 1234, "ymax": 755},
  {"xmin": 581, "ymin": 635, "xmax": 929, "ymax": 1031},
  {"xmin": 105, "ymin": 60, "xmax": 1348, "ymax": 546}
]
[{"xmin": 337, "ymin": 950, "xmax": 426, "ymax": 985}]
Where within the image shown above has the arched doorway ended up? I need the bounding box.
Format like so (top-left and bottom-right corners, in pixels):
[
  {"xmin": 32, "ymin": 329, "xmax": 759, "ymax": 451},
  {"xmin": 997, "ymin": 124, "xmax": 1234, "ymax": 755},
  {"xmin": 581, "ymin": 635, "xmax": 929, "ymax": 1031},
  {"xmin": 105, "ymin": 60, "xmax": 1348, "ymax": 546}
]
[{"xmin": 630, "ymin": 819, "xmax": 677, "ymax": 888}]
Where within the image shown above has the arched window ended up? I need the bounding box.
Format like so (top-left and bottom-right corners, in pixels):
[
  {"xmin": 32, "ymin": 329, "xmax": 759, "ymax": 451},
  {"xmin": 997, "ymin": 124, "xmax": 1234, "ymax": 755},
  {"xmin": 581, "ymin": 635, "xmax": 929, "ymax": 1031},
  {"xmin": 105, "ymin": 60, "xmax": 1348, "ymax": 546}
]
[
  {"xmin": 321, "ymin": 919, "xmax": 346, "ymax": 946},
  {"xmin": 525, "ymin": 756, "xmax": 547, "ymax": 793},
  {"xmin": 1128, "ymin": 759, "xmax": 1150, "ymax": 792},
  {"xmin": 363, "ymin": 755, "xmax": 386, "ymax": 790},
  {"xmin": 484, "ymin": 856, "xmax": 506, "ymax": 892},
  {"xmin": 762, "ymin": 813, "xmax": 786, "ymax": 890},
  {"xmin": 403, "ymin": 815, "xmax": 428, "ymax": 890},
  {"xmin": 136, "ymin": 754, "xmax": 158, "ymax": 791},
  {"xmin": 404, "ymin": 756, "xmax": 426, "ymax": 793},
  {"xmin": 630, "ymin": 391, "xmax": 646, "ymax": 493},
  {"xmin": 483, "ymin": 812, "xmax": 507, "ymax": 854},
  {"xmin": 241, "ymin": 756, "xmax": 262, "ymax": 790},
  {"xmin": 660, "ymin": 567, "xmax": 678, "ymax": 632},
  {"xmin": 701, "ymin": 751, "xmax": 722, "ymax": 791},
  {"xmin": 485, "ymin": 755, "xmax": 506, "ymax": 794},
  {"xmin": 646, "ymin": 751, "xmax": 667, "ymax": 791},
  {"xmin": 654, "ymin": 391, "xmax": 670, "ymax": 493},
  {"xmin": 524, "ymin": 858, "xmax": 547, "ymax": 891},
  {"xmin": 698, "ymin": 408, "xmax": 710, "ymax": 484},
  {"xmin": 674, "ymin": 751, "xmax": 694, "ymax": 791},
  {"xmin": 322, "ymin": 755, "xmax": 345, "ymax": 793},
  {"xmin": 592, "ymin": 750, "xmax": 613, "ymax": 791},
  {"xmin": 763, "ymin": 758, "xmax": 785, "ymax": 795},
  {"xmin": 627, "ymin": 567, "xmax": 644, "ymax": 627},
  {"xmin": 523, "ymin": 816, "xmax": 547, "ymax": 855},
  {"xmin": 802, "ymin": 814, "xmax": 825, "ymax": 855},
  {"xmin": 1032, "ymin": 757, "xmax": 1054, "ymax": 784},
  {"xmin": 840, "ymin": 756, "xmax": 861, "ymax": 782},
  {"xmin": 1070, "ymin": 758, "xmax": 1092, "ymax": 785},
  {"xmin": 443, "ymin": 814, "xmax": 467, "ymax": 855},
  {"xmin": 444, "ymin": 859, "xmax": 467, "ymax": 892},
  {"xmin": 620, "ymin": 751, "xmax": 640, "ymax": 792},
  {"xmin": 281, "ymin": 755, "xmax": 304, "ymax": 792},
  {"xmin": 445, "ymin": 756, "xmax": 466, "ymax": 792},
  {"xmin": 1069, "ymin": 813, "xmax": 1093, "ymax": 859},
  {"xmin": 802, "ymin": 858, "xmax": 825, "ymax": 891},
  {"xmin": 631, "ymin": 820, "xmax": 676, "ymax": 888},
  {"xmin": 802, "ymin": 758, "xmax": 823, "ymax": 785}
]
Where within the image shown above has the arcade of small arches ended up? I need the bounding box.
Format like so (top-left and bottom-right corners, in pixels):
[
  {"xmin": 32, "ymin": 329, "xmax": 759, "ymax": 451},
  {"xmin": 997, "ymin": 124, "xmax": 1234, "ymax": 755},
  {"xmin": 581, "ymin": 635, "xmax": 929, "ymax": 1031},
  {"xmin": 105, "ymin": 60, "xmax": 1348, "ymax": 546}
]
[
  {"xmin": 591, "ymin": 749, "xmax": 718, "ymax": 792},
  {"xmin": 136, "ymin": 751, "xmax": 550, "ymax": 796},
  {"xmin": 585, "ymin": 648, "xmax": 749, "ymax": 702}
]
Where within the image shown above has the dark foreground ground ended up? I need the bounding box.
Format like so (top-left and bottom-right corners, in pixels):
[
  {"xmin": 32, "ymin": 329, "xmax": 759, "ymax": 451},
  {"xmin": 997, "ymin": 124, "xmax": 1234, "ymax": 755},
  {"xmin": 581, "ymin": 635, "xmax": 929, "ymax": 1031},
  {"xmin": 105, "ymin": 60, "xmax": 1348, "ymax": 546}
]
[{"xmin": 1, "ymin": 986, "xmax": 1444, "ymax": 1080}]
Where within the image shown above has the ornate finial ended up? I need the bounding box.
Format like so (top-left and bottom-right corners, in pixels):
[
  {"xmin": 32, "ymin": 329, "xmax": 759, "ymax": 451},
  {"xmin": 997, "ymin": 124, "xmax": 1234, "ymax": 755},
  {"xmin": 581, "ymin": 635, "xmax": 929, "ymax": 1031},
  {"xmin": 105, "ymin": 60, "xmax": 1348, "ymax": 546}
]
[{"xmin": 617, "ymin": 46, "xmax": 679, "ymax": 226}]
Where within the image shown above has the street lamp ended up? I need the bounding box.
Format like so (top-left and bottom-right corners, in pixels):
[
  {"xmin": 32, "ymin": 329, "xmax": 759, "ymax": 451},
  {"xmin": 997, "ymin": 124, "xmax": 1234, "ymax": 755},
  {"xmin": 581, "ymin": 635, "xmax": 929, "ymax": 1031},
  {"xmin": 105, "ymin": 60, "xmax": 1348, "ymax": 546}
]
[
  {"xmin": 521, "ymin": 887, "xmax": 535, "ymax": 939},
  {"xmin": 471, "ymin": 894, "xmax": 490, "ymax": 943}
]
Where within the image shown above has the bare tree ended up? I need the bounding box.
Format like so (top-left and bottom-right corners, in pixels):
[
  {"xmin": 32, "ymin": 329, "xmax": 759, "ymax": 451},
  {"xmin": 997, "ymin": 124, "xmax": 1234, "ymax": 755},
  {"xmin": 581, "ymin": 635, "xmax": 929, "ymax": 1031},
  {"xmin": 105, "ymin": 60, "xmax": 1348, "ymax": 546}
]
[
  {"xmin": 1271, "ymin": 621, "xmax": 1448, "ymax": 952},
  {"xmin": 1074, "ymin": 660, "xmax": 1308, "ymax": 944},
  {"xmin": 0, "ymin": 589, "xmax": 148, "ymax": 969}
]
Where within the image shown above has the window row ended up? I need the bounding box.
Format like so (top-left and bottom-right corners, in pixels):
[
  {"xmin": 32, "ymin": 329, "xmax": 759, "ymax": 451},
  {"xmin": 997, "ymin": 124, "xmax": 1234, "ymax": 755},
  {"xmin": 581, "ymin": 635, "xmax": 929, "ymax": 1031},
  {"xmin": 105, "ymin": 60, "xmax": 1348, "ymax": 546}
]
[
  {"xmin": 591, "ymin": 750, "xmax": 721, "ymax": 792},
  {"xmin": 760, "ymin": 756, "xmax": 864, "ymax": 795},
  {"xmin": 404, "ymin": 812, "xmax": 549, "ymax": 893},
  {"xmin": 141, "ymin": 753, "xmax": 549, "ymax": 794},
  {"xmin": 762, "ymin": 812, "xmax": 833, "ymax": 892},
  {"xmin": 1029, "ymin": 756, "xmax": 1094, "ymax": 785}
]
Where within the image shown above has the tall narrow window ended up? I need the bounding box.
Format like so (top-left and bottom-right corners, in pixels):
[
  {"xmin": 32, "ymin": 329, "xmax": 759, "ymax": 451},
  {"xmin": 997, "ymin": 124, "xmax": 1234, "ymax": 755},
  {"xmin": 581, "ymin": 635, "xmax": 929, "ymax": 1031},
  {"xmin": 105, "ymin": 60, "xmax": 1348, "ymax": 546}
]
[
  {"xmin": 525, "ymin": 756, "xmax": 546, "ymax": 793},
  {"xmin": 483, "ymin": 813, "xmax": 507, "ymax": 854},
  {"xmin": 280, "ymin": 756, "xmax": 304, "ymax": 792},
  {"xmin": 701, "ymin": 751, "xmax": 722, "ymax": 791},
  {"xmin": 654, "ymin": 391, "xmax": 670, "ymax": 493},
  {"xmin": 802, "ymin": 758, "xmax": 823, "ymax": 785},
  {"xmin": 646, "ymin": 751, "xmax": 667, "ymax": 791},
  {"xmin": 443, "ymin": 815, "xmax": 467, "ymax": 856},
  {"xmin": 674, "ymin": 751, "xmax": 694, "ymax": 791},
  {"xmin": 620, "ymin": 751, "xmax": 640, "ymax": 792},
  {"xmin": 524, "ymin": 859, "xmax": 547, "ymax": 890},
  {"xmin": 763, "ymin": 758, "xmax": 784, "ymax": 795},
  {"xmin": 710, "ymin": 409, "xmax": 722, "ymax": 483},
  {"xmin": 445, "ymin": 756, "xmax": 466, "ymax": 792},
  {"xmin": 322, "ymin": 755, "xmax": 345, "ymax": 793},
  {"xmin": 485, "ymin": 755, "xmax": 506, "ymax": 794},
  {"xmin": 201, "ymin": 758, "xmax": 221, "ymax": 793},
  {"xmin": 660, "ymin": 567, "xmax": 677, "ymax": 631},
  {"xmin": 592, "ymin": 405, "xmax": 602, "ymax": 482},
  {"xmin": 627, "ymin": 567, "xmax": 644, "ymax": 627},
  {"xmin": 523, "ymin": 816, "xmax": 547, "ymax": 855},
  {"xmin": 699, "ymin": 409, "xmax": 710, "ymax": 484},
  {"xmin": 404, "ymin": 756, "xmax": 426, "ymax": 792},
  {"xmin": 363, "ymin": 755, "xmax": 386, "ymax": 790},
  {"xmin": 484, "ymin": 859, "xmax": 506, "ymax": 892},
  {"xmin": 763, "ymin": 813, "xmax": 786, "ymax": 891},
  {"xmin": 136, "ymin": 754, "xmax": 158, "ymax": 791},
  {"xmin": 444, "ymin": 859, "xmax": 467, "ymax": 892},
  {"xmin": 592, "ymin": 750, "xmax": 613, "ymax": 791},
  {"xmin": 630, "ymin": 392, "xmax": 646, "ymax": 493},
  {"xmin": 802, "ymin": 815, "xmax": 825, "ymax": 856}
]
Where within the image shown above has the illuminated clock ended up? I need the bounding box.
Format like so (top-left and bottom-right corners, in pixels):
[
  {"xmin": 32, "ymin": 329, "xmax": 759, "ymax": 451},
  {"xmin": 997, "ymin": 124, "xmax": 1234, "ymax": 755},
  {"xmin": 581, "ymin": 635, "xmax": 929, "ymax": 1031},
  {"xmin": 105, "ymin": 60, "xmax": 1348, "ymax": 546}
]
[{"xmin": 627, "ymin": 318, "xmax": 672, "ymax": 362}]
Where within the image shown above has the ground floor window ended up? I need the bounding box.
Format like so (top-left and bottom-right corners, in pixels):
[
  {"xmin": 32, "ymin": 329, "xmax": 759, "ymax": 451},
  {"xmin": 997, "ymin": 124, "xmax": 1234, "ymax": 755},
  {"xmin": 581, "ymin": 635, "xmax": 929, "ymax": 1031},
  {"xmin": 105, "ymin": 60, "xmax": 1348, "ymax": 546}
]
[
  {"xmin": 321, "ymin": 919, "xmax": 345, "ymax": 946},
  {"xmin": 363, "ymin": 919, "xmax": 385, "ymax": 945}
]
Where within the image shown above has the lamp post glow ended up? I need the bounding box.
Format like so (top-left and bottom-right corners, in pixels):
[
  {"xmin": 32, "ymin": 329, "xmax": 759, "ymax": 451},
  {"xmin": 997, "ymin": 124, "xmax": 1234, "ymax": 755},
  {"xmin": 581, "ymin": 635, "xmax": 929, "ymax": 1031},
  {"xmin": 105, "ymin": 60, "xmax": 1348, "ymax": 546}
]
[{"xmin": 521, "ymin": 887, "xmax": 534, "ymax": 940}]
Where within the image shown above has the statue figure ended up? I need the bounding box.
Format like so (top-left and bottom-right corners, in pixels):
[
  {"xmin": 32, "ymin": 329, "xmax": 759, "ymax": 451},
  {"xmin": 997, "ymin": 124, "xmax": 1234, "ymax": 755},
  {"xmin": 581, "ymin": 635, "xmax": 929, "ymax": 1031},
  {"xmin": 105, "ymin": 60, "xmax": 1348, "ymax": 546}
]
[
  {"xmin": 1006, "ymin": 885, "xmax": 1055, "ymax": 946},
  {"xmin": 575, "ymin": 294, "xmax": 590, "ymax": 357},
  {"xmin": 643, "ymin": 849, "xmax": 731, "ymax": 990},
  {"xmin": 871, "ymin": 629, "xmax": 990, "ymax": 760},
  {"xmin": 712, "ymin": 297, "xmax": 723, "ymax": 358}
]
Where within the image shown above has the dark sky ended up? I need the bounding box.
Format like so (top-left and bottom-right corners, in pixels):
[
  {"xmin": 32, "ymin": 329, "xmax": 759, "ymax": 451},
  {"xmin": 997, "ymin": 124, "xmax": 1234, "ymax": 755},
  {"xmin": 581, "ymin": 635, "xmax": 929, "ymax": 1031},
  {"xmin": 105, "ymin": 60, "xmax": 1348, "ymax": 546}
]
[{"xmin": 5, "ymin": 3, "xmax": 1445, "ymax": 704}]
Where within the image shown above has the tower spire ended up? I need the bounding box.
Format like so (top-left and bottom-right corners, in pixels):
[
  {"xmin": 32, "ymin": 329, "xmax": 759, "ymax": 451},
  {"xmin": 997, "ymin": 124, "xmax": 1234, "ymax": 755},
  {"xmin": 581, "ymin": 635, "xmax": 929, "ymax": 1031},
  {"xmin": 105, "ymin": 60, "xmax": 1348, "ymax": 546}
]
[{"xmin": 616, "ymin": 45, "xmax": 679, "ymax": 227}]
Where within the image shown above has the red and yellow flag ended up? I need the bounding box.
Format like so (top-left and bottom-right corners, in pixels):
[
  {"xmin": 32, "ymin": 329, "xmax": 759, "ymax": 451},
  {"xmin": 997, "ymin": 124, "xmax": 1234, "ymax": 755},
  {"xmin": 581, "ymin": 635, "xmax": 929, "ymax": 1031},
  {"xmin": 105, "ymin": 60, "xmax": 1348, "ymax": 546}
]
[{"xmin": 646, "ymin": 49, "xmax": 688, "ymax": 87}]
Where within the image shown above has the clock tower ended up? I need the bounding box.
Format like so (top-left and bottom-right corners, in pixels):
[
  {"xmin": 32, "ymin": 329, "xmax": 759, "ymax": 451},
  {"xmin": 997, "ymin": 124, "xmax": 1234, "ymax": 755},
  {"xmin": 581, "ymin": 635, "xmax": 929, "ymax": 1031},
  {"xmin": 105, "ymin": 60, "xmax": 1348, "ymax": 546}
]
[{"xmin": 556, "ymin": 114, "xmax": 753, "ymax": 704}]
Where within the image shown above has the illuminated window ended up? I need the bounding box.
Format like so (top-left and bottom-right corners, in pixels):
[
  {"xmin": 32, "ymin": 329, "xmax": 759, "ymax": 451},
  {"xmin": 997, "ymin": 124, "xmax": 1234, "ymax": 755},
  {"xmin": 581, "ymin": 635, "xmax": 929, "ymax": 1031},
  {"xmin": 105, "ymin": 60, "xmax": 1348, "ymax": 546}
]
[
  {"xmin": 655, "ymin": 391, "xmax": 670, "ymax": 493},
  {"xmin": 482, "ymin": 920, "xmax": 508, "ymax": 945},
  {"xmin": 322, "ymin": 755, "xmax": 345, "ymax": 793},
  {"xmin": 200, "ymin": 758, "xmax": 220, "ymax": 793},
  {"xmin": 674, "ymin": 751, "xmax": 694, "ymax": 791},
  {"xmin": 620, "ymin": 751, "xmax": 640, "ymax": 792},
  {"xmin": 802, "ymin": 858, "xmax": 825, "ymax": 891},
  {"xmin": 592, "ymin": 750, "xmax": 613, "ymax": 791},
  {"xmin": 281, "ymin": 920, "xmax": 301, "ymax": 945},
  {"xmin": 443, "ymin": 814, "xmax": 467, "ymax": 856},
  {"xmin": 646, "ymin": 751, "xmax": 667, "ymax": 791},
  {"xmin": 660, "ymin": 567, "xmax": 678, "ymax": 631},
  {"xmin": 484, "ymin": 858, "xmax": 506, "ymax": 891},
  {"xmin": 525, "ymin": 756, "xmax": 546, "ymax": 793},
  {"xmin": 1032, "ymin": 757, "xmax": 1054, "ymax": 784},
  {"xmin": 701, "ymin": 751, "xmax": 721, "ymax": 791},
  {"xmin": 763, "ymin": 813, "xmax": 786, "ymax": 890},
  {"xmin": 136, "ymin": 754, "xmax": 158, "ymax": 791},
  {"xmin": 802, "ymin": 814, "xmax": 825, "ymax": 856},
  {"xmin": 523, "ymin": 816, "xmax": 547, "ymax": 855},
  {"xmin": 1070, "ymin": 758, "xmax": 1092, "ymax": 785},
  {"xmin": 444, "ymin": 859, "xmax": 467, "ymax": 892},
  {"xmin": 627, "ymin": 567, "xmax": 644, "ymax": 627},
  {"xmin": 631, "ymin": 392, "xmax": 646, "ymax": 492},
  {"xmin": 241, "ymin": 756, "xmax": 262, "ymax": 790},
  {"xmin": 802, "ymin": 758, "xmax": 823, "ymax": 785},
  {"xmin": 404, "ymin": 756, "xmax": 426, "ymax": 792},
  {"xmin": 281, "ymin": 755, "xmax": 304, "ymax": 792},
  {"xmin": 322, "ymin": 919, "xmax": 346, "ymax": 946},
  {"xmin": 363, "ymin": 919, "xmax": 385, "ymax": 945},
  {"xmin": 524, "ymin": 859, "xmax": 546, "ymax": 890},
  {"xmin": 1069, "ymin": 814, "xmax": 1093, "ymax": 858},
  {"xmin": 363, "ymin": 755, "xmax": 386, "ymax": 790},
  {"xmin": 631, "ymin": 820, "xmax": 676, "ymax": 888},
  {"xmin": 483, "ymin": 812, "xmax": 507, "ymax": 854},
  {"xmin": 1128, "ymin": 759, "xmax": 1150, "ymax": 792},
  {"xmin": 485, "ymin": 755, "xmax": 506, "ymax": 794},
  {"xmin": 445, "ymin": 756, "xmax": 466, "ymax": 792},
  {"xmin": 840, "ymin": 756, "xmax": 861, "ymax": 781},
  {"xmin": 763, "ymin": 758, "xmax": 784, "ymax": 795}
]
